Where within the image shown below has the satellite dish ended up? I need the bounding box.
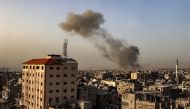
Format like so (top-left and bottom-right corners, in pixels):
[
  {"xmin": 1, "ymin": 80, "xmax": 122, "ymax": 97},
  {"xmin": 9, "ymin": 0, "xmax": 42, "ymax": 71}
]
[{"xmin": 164, "ymin": 74, "xmax": 169, "ymax": 80}]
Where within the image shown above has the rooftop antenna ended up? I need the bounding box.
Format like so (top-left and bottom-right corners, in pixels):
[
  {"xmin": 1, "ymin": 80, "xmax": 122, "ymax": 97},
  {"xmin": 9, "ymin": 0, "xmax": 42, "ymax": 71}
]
[
  {"xmin": 176, "ymin": 58, "xmax": 179, "ymax": 84},
  {"xmin": 63, "ymin": 39, "xmax": 68, "ymax": 58}
]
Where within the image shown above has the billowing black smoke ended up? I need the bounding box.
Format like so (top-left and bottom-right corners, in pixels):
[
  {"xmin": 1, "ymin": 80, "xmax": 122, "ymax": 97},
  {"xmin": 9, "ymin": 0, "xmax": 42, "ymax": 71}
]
[{"xmin": 59, "ymin": 10, "xmax": 140, "ymax": 70}]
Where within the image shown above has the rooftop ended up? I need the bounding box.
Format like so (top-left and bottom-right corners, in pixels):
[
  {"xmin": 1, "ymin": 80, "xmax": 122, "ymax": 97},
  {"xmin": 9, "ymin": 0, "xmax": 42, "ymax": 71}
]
[{"xmin": 23, "ymin": 54, "xmax": 77, "ymax": 65}]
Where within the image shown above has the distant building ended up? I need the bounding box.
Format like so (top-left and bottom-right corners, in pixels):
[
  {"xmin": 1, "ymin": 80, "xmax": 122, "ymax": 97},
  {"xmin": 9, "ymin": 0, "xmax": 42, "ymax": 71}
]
[
  {"xmin": 146, "ymin": 84, "xmax": 172, "ymax": 96},
  {"xmin": 175, "ymin": 98, "xmax": 190, "ymax": 109},
  {"xmin": 2, "ymin": 78, "xmax": 16, "ymax": 100},
  {"xmin": 101, "ymin": 80, "xmax": 116, "ymax": 87},
  {"xmin": 136, "ymin": 100, "xmax": 158, "ymax": 109},
  {"xmin": 121, "ymin": 93, "xmax": 136, "ymax": 109},
  {"xmin": 0, "ymin": 73, "xmax": 3, "ymax": 91},
  {"xmin": 78, "ymin": 85, "xmax": 104, "ymax": 109},
  {"xmin": 117, "ymin": 80, "xmax": 142, "ymax": 94},
  {"xmin": 21, "ymin": 55, "xmax": 78, "ymax": 109},
  {"xmin": 131, "ymin": 72, "xmax": 138, "ymax": 80},
  {"xmin": 78, "ymin": 85, "xmax": 118, "ymax": 109},
  {"xmin": 77, "ymin": 100, "xmax": 92, "ymax": 109}
]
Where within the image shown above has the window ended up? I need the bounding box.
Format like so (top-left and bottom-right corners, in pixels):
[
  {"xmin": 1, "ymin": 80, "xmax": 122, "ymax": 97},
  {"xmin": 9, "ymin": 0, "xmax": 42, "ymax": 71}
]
[
  {"xmin": 40, "ymin": 98, "xmax": 42, "ymax": 101},
  {"xmin": 56, "ymin": 75, "xmax": 60, "ymax": 77},
  {"xmin": 33, "ymin": 66, "xmax": 35, "ymax": 69},
  {"xmin": 41, "ymin": 74, "xmax": 43, "ymax": 78},
  {"xmin": 71, "ymin": 88, "xmax": 74, "ymax": 92},
  {"xmin": 49, "ymin": 98, "xmax": 52, "ymax": 103},
  {"xmin": 64, "ymin": 67, "xmax": 68, "ymax": 70},
  {"xmin": 41, "ymin": 66, "xmax": 44, "ymax": 70},
  {"xmin": 50, "ymin": 74, "xmax": 53, "ymax": 78},
  {"xmin": 56, "ymin": 67, "xmax": 60, "ymax": 70},
  {"xmin": 41, "ymin": 82, "xmax": 43, "ymax": 86},
  {"xmin": 56, "ymin": 82, "xmax": 60, "ymax": 85},
  {"xmin": 36, "ymin": 66, "xmax": 39, "ymax": 69},
  {"xmin": 50, "ymin": 67, "xmax": 53, "ymax": 70},
  {"xmin": 72, "ymin": 67, "xmax": 75, "ymax": 70},
  {"xmin": 71, "ymin": 81, "xmax": 75, "ymax": 84},
  {"xmin": 49, "ymin": 82, "xmax": 53, "ymax": 85},
  {"xmin": 63, "ymin": 82, "xmax": 67, "ymax": 85},
  {"xmin": 63, "ymin": 89, "xmax": 67, "ymax": 93},
  {"xmin": 49, "ymin": 90, "xmax": 53, "ymax": 93},
  {"xmin": 56, "ymin": 90, "xmax": 60, "ymax": 93},
  {"xmin": 23, "ymin": 66, "xmax": 25, "ymax": 69},
  {"xmin": 63, "ymin": 97, "xmax": 67, "ymax": 99},
  {"xmin": 71, "ymin": 74, "xmax": 75, "ymax": 77},
  {"xmin": 71, "ymin": 96, "xmax": 74, "ymax": 98},
  {"xmin": 56, "ymin": 98, "xmax": 59, "ymax": 102},
  {"xmin": 64, "ymin": 74, "xmax": 67, "ymax": 77}
]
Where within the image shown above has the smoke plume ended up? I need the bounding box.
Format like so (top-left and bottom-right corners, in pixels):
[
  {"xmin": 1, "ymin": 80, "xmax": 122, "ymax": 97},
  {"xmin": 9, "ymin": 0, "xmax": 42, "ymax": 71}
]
[{"xmin": 59, "ymin": 10, "xmax": 140, "ymax": 69}]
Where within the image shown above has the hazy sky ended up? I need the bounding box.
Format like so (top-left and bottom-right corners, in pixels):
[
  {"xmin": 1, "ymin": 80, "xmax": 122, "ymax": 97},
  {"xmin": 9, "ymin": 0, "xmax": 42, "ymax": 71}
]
[{"xmin": 1, "ymin": 0, "xmax": 190, "ymax": 70}]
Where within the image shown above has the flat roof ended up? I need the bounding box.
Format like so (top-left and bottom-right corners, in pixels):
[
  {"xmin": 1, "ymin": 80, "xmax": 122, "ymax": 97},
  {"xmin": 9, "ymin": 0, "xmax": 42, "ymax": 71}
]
[{"xmin": 23, "ymin": 57, "xmax": 77, "ymax": 65}]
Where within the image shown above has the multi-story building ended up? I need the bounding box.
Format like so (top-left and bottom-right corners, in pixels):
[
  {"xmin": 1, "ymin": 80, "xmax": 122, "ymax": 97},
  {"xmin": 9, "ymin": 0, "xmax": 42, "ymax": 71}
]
[
  {"xmin": 121, "ymin": 93, "xmax": 136, "ymax": 109},
  {"xmin": 131, "ymin": 72, "xmax": 138, "ymax": 80},
  {"xmin": 175, "ymin": 98, "xmax": 190, "ymax": 109},
  {"xmin": 100, "ymin": 80, "xmax": 116, "ymax": 87},
  {"xmin": 21, "ymin": 54, "xmax": 78, "ymax": 109},
  {"xmin": 136, "ymin": 100, "xmax": 157, "ymax": 109},
  {"xmin": 117, "ymin": 80, "xmax": 142, "ymax": 95}
]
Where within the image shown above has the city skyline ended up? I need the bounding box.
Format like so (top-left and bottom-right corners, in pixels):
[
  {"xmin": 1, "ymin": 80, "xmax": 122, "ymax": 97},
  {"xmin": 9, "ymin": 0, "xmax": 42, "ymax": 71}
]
[{"xmin": 1, "ymin": 0, "xmax": 190, "ymax": 70}]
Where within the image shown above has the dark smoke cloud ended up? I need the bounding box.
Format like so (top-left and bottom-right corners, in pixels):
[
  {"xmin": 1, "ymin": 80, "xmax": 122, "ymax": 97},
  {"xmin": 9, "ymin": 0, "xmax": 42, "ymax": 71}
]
[
  {"xmin": 59, "ymin": 10, "xmax": 140, "ymax": 69},
  {"xmin": 59, "ymin": 10, "xmax": 104, "ymax": 37}
]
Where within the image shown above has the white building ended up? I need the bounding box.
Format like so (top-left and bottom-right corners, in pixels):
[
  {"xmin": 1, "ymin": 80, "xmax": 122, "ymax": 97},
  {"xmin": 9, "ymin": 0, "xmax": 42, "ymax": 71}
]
[{"xmin": 21, "ymin": 54, "xmax": 78, "ymax": 109}]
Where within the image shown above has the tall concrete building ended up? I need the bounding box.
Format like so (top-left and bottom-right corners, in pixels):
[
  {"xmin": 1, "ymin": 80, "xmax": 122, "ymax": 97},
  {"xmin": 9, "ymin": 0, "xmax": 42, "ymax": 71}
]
[{"xmin": 21, "ymin": 54, "xmax": 78, "ymax": 109}]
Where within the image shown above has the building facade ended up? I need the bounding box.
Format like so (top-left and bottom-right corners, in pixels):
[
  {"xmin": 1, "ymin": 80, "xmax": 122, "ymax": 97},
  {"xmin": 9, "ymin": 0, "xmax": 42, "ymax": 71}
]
[
  {"xmin": 21, "ymin": 55, "xmax": 78, "ymax": 109},
  {"xmin": 117, "ymin": 80, "xmax": 142, "ymax": 95},
  {"xmin": 136, "ymin": 100, "xmax": 157, "ymax": 109},
  {"xmin": 121, "ymin": 93, "xmax": 136, "ymax": 109}
]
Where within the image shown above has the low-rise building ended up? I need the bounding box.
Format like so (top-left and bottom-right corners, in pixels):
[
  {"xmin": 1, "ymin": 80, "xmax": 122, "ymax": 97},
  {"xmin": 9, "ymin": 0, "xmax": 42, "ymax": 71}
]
[
  {"xmin": 77, "ymin": 100, "xmax": 92, "ymax": 109},
  {"xmin": 131, "ymin": 72, "xmax": 138, "ymax": 80},
  {"xmin": 136, "ymin": 100, "xmax": 158, "ymax": 109},
  {"xmin": 121, "ymin": 93, "xmax": 136, "ymax": 109},
  {"xmin": 175, "ymin": 98, "xmax": 190, "ymax": 109},
  {"xmin": 117, "ymin": 80, "xmax": 142, "ymax": 94},
  {"xmin": 101, "ymin": 80, "xmax": 116, "ymax": 87}
]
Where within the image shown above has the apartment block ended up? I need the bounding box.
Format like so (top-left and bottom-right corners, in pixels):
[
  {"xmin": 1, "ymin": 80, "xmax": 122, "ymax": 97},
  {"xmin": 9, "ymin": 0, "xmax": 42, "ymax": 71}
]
[{"xmin": 21, "ymin": 55, "xmax": 78, "ymax": 109}]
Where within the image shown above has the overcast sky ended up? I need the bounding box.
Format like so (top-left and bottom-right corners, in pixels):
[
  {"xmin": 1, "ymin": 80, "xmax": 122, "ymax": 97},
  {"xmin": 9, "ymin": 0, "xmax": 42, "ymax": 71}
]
[{"xmin": 1, "ymin": 0, "xmax": 190, "ymax": 70}]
